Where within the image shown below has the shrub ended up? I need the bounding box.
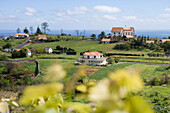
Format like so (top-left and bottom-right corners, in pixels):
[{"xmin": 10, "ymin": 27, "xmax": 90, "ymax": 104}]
[
  {"xmin": 107, "ymin": 57, "xmax": 114, "ymax": 64},
  {"xmin": 114, "ymin": 58, "xmax": 120, "ymax": 63},
  {"xmin": 113, "ymin": 43, "xmax": 130, "ymax": 50}
]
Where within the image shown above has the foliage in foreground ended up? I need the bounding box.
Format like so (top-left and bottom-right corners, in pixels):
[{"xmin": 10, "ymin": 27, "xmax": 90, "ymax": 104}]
[{"xmin": 0, "ymin": 63, "xmax": 154, "ymax": 113}]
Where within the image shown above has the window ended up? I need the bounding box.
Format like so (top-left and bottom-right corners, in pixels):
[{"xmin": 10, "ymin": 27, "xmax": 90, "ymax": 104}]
[
  {"xmin": 87, "ymin": 56, "xmax": 90, "ymax": 59},
  {"xmin": 100, "ymin": 55, "xmax": 103, "ymax": 58},
  {"xmin": 94, "ymin": 56, "xmax": 96, "ymax": 58}
]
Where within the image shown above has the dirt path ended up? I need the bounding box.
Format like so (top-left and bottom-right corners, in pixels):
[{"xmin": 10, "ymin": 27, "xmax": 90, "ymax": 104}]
[{"xmin": 85, "ymin": 67, "xmax": 102, "ymax": 76}]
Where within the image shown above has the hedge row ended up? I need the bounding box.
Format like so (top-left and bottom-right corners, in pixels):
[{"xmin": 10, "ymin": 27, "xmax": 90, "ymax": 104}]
[{"xmin": 106, "ymin": 53, "xmax": 144, "ymax": 57}]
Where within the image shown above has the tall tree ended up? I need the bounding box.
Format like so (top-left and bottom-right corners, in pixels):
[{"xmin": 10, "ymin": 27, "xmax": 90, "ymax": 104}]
[
  {"xmin": 16, "ymin": 28, "xmax": 21, "ymax": 33},
  {"xmin": 75, "ymin": 30, "xmax": 79, "ymax": 37},
  {"xmin": 36, "ymin": 26, "xmax": 42, "ymax": 34},
  {"xmin": 41, "ymin": 22, "xmax": 50, "ymax": 34},
  {"xmin": 30, "ymin": 26, "xmax": 33, "ymax": 34},
  {"xmin": 98, "ymin": 31, "xmax": 106, "ymax": 39},
  {"xmin": 24, "ymin": 27, "xmax": 29, "ymax": 34}
]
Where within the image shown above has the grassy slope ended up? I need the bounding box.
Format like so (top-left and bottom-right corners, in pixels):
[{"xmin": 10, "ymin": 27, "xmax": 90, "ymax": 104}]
[
  {"xmin": 88, "ymin": 63, "xmax": 169, "ymax": 81},
  {"xmin": 27, "ymin": 40, "xmax": 149, "ymax": 54},
  {"xmin": 87, "ymin": 63, "xmax": 134, "ymax": 80},
  {"xmin": 0, "ymin": 39, "xmax": 25, "ymax": 48}
]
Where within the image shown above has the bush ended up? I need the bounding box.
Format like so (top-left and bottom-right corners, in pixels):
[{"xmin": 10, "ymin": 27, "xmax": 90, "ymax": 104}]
[
  {"xmin": 66, "ymin": 52, "xmax": 77, "ymax": 55},
  {"xmin": 114, "ymin": 58, "xmax": 120, "ymax": 63},
  {"xmin": 107, "ymin": 57, "xmax": 114, "ymax": 64},
  {"xmin": 113, "ymin": 43, "xmax": 130, "ymax": 50}
]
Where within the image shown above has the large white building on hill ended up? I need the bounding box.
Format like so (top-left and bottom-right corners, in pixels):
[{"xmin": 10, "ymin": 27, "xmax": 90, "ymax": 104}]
[{"xmin": 111, "ymin": 27, "xmax": 135, "ymax": 38}]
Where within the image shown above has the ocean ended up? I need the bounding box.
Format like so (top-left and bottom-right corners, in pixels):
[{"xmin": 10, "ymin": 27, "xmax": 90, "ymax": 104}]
[{"xmin": 0, "ymin": 30, "xmax": 170, "ymax": 38}]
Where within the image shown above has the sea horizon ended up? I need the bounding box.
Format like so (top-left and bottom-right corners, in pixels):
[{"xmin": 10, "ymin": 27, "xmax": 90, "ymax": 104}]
[{"xmin": 0, "ymin": 29, "xmax": 170, "ymax": 39}]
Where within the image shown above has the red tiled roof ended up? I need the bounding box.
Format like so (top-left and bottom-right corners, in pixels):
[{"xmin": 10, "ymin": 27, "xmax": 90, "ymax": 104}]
[
  {"xmin": 102, "ymin": 38, "xmax": 111, "ymax": 42},
  {"xmin": 146, "ymin": 40, "xmax": 154, "ymax": 44},
  {"xmin": 111, "ymin": 27, "xmax": 123, "ymax": 32},
  {"xmin": 160, "ymin": 39, "xmax": 170, "ymax": 43},
  {"xmin": 123, "ymin": 27, "xmax": 134, "ymax": 31},
  {"xmin": 83, "ymin": 51, "xmax": 103, "ymax": 55},
  {"xmin": 13, "ymin": 47, "xmax": 30, "ymax": 52}
]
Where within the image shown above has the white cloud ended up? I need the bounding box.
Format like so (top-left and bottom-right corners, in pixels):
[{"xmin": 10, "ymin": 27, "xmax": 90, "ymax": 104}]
[
  {"xmin": 25, "ymin": 12, "xmax": 34, "ymax": 16},
  {"xmin": 123, "ymin": 16, "xmax": 137, "ymax": 20},
  {"xmin": 15, "ymin": 10, "xmax": 21, "ymax": 13},
  {"xmin": 160, "ymin": 13, "xmax": 170, "ymax": 17},
  {"xmin": 165, "ymin": 8, "xmax": 170, "ymax": 12},
  {"xmin": 67, "ymin": 6, "xmax": 91, "ymax": 15},
  {"xmin": 0, "ymin": 14, "xmax": 16, "ymax": 22},
  {"xmin": 93, "ymin": 5, "xmax": 121, "ymax": 13},
  {"xmin": 56, "ymin": 12, "xmax": 65, "ymax": 17},
  {"xmin": 25, "ymin": 7, "xmax": 37, "ymax": 16},
  {"xmin": 103, "ymin": 15, "xmax": 116, "ymax": 20},
  {"xmin": 25, "ymin": 7, "xmax": 37, "ymax": 13}
]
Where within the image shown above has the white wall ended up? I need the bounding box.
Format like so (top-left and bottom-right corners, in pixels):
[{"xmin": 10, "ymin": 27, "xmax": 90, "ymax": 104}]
[
  {"xmin": 28, "ymin": 51, "xmax": 31, "ymax": 57},
  {"xmin": 84, "ymin": 55, "xmax": 103, "ymax": 59}
]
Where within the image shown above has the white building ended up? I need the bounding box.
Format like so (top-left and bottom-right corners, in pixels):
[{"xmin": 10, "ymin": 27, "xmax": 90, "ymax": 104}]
[
  {"xmin": 44, "ymin": 47, "xmax": 53, "ymax": 53},
  {"xmin": 15, "ymin": 33, "xmax": 29, "ymax": 38},
  {"xmin": 111, "ymin": 27, "xmax": 135, "ymax": 38},
  {"xmin": 80, "ymin": 51, "xmax": 107, "ymax": 65}
]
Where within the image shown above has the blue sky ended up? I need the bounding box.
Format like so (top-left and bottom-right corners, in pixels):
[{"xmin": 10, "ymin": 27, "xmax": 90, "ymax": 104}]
[{"xmin": 0, "ymin": 0, "xmax": 170, "ymax": 31}]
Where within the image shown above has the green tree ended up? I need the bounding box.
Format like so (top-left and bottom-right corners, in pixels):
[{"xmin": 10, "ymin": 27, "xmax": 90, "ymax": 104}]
[
  {"xmin": 24, "ymin": 27, "xmax": 29, "ymax": 34},
  {"xmin": 41, "ymin": 22, "xmax": 50, "ymax": 34},
  {"xmin": 162, "ymin": 41, "xmax": 170, "ymax": 53},
  {"xmin": 16, "ymin": 28, "xmax": 21, "ymax": 33},
  {"xmin": 36, "ymin": 26, "xmax": 42, "ymax": 34},
  {"xmin": 91, "ymin": 34, "xmax": 96, "ymax": 38},
  {"xmin": 3, "ymin": 43, "xmax": 12, "ymax": 49},
  {"xmin": 98, "ymin": 31, "xmax": 106, "ymax": 39},
  {"xmin": 30, "ymin": 26, "xmax": 33, "ymax": 34}
]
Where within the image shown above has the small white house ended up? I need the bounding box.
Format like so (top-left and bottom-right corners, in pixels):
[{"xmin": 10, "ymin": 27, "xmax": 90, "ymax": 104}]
[
  {"xmin": 44, "ymin": 47, "xmax": 53, "ymax": 53},
  {"xmin": 5, "ymin": 48, "xmax": 11, "ymax": 52},
  {"xmin": 15, "ymin": 33, "xmax": 29, "ymax": 38},
  {"xmin": 3, "ymin": 36, "xmax": 9, "ymax": 40},
  {"xmin": 79, "ymin": 51, "xmax": 107, "ymax": 65}
]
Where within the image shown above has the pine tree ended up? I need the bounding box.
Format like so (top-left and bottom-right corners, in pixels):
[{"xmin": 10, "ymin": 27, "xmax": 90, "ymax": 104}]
[{"xmin": 36, "ymin": 26, "xmax": 42, "ymax": 34}]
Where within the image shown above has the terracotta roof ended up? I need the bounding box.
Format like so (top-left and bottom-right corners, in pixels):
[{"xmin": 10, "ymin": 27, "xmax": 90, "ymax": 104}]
[
  {"xmin": 13, "ymin": 47, "xmax": 30, "ymax": 52},
  {"xmin": 101, "ymin": 38, "xmax": 111, "ymax": 42},
  {"xmin": 83, "ymin": 51, "xmax": 103, "ymax": 55},
  {"xmin": 146, "ymin": 40, "xmax": 154, "ymax": 44},
  {"xmin": 111, "ymin": 27, "xmax": 123, "ymax": 32},
  {"xmin": 15, "ymin": 33, "xmax": 28, "ymax": 35},
  {"xmin": 123, "ymin": 27, "xmax": 134, "ymax": 31},
  {"xmin": 160, "ymin": 39, "xmax": 170, "ymax": 43}
]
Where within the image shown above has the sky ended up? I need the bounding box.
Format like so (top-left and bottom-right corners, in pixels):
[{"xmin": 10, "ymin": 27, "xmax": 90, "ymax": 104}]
[{"xmin": 0, "ymin": 0, "xmax": 170, "ymax": 31}]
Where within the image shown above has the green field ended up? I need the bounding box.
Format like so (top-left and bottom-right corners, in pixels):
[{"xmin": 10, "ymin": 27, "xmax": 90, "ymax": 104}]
[
  {"xmin": 0, "ymin": 39, "xmax": 25, "ymax": 48},
  {"xmin": 27, "ymin": 40, "xmax": 149, "ymax": 54},
  {"xmin": 88, "ymin": 63, "xmax": 170, "ymax": 82}
]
